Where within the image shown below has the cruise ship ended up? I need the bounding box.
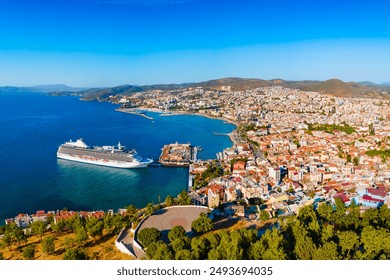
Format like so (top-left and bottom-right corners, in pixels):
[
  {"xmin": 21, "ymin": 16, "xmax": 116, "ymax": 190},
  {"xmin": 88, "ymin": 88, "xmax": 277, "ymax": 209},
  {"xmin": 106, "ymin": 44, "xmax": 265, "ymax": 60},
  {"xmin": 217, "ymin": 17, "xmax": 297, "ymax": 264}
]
[{"xmin": 57, "ymin": 138, "xmax": 153, "ymax": 168}]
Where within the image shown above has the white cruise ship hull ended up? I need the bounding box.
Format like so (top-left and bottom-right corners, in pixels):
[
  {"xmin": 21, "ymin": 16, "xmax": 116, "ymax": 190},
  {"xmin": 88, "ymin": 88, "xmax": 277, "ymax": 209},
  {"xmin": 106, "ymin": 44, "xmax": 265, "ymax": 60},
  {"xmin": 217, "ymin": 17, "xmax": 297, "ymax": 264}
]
[{"xmin": 57, "ymin": 152, "xmax": 152, "ymax": 169}]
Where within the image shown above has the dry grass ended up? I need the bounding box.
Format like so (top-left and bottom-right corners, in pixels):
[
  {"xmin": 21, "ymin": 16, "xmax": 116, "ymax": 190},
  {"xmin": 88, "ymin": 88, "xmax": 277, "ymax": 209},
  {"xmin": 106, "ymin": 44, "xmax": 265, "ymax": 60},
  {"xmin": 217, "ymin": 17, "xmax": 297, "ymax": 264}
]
[
  {"xmin": 0, "ymin": 231, "xmax": 135, "ymax": 260},
  {"xmin": 202, "ymin": 218, "xmax": 278, "ymax": 238}
]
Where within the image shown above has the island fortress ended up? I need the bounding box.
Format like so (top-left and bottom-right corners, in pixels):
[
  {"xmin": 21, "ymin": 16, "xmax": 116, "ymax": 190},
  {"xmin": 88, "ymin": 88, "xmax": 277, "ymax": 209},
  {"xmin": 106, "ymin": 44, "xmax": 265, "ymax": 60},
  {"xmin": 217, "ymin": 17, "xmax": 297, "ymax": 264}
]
[{"xmin": 57, "ymin": 138, "xmax": 153, "ymax": 168}]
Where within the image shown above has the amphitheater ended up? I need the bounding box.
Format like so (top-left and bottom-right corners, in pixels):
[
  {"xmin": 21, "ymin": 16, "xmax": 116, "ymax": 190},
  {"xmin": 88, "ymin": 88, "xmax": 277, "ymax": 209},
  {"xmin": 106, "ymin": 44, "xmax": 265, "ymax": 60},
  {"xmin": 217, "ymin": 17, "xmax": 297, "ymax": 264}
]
[{"xmin": 132, "ymin": 205, "xmax": 209, "ymax": 258}]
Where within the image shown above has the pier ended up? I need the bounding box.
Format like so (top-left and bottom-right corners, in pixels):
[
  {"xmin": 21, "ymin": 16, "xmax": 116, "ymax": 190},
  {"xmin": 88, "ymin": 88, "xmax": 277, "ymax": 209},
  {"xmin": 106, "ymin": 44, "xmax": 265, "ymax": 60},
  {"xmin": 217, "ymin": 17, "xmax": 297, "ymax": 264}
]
[
  {"xmin": 115, "ymin": 108, "xmax": 154, "ymax": 120},
  {"xmin": 159, "ymin": 142, "xmax": 195, "ymax": 167},
  {"xmin": 212, "ymin": 131, "xmax": 230, "ymax": 136}
]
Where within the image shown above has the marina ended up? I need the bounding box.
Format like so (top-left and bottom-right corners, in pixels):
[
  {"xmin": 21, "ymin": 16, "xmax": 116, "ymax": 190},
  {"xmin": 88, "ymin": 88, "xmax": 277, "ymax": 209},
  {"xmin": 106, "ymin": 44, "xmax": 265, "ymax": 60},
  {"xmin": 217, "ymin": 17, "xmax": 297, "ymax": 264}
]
[{"xmin": 0, "ymin": 92, "xmax": 235, "ymax": 224}]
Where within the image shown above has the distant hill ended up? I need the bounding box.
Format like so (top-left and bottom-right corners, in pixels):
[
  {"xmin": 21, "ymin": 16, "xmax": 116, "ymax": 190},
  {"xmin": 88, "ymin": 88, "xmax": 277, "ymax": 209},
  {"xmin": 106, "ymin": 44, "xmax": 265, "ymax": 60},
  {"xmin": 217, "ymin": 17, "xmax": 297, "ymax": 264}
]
[
  {"xmin": 0, "ymin": 84, "xmax": 88, "ymax": 93},
  {"xmin": 47, "ymin": 78, "xmax": 390, "ymax": 100},
  {"xmin": 299, "ymin": 79, "xmax": 361, "ymax": 97},
  {"xmin": 297, "ymin": 79, "xmax": 390, "ymax": 98}
]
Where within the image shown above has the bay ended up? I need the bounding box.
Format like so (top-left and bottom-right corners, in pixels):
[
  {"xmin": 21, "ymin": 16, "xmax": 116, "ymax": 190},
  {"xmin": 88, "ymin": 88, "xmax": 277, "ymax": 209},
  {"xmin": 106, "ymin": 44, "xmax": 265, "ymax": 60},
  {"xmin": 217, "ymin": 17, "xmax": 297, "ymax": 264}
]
[{"xmin": 0, "ymin": 92, "xmax": 235, "ymax": 224}]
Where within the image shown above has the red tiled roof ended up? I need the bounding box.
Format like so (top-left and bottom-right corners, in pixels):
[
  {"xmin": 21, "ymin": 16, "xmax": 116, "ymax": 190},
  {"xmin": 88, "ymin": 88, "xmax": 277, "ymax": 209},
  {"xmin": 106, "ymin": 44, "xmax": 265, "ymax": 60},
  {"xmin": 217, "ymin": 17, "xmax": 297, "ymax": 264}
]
[
  {"xmin": 233, "ymin": 161, "xmax": 246, "ymax": 171},
  {"xmin": 362, "ymin": 195, "xmax": 384, "ymax": 203},
  {"xmin": 232, "ymin": 177, "xmax": 242, "ymax": 183},
  {"xmin": 323, "ymin": 186, "xmax": 332, "ymax": 192},
  {"xmin": 367, "ymin": 188, "xmax": 387, "ymax": 198},
  {"xmin": 334, "ymin": 193, "xmax": 350, "ymax": 203}
]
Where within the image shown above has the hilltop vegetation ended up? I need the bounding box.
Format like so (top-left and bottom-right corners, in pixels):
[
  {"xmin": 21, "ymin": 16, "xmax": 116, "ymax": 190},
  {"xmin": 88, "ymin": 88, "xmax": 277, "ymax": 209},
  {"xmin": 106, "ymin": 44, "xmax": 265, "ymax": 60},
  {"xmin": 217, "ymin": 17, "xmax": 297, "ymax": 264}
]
[
  {"xmin": 141, "ymin": 202, "xmax": 390, "ymax": 260},
  {"xmin": 0, "ymin": 213, "xmax": 133, "ymax": 260},
  {"xmin": 2, "ymin": 192, "xmax": 390, "ymax": 260}
]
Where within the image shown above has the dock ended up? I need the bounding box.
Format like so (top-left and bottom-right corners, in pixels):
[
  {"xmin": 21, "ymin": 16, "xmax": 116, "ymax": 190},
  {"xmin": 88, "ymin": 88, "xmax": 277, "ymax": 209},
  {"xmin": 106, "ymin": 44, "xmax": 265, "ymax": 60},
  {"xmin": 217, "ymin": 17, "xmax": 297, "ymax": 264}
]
[
  {"xmin": 212, "ymin": 131, "xmax": 230, "ymax": 136},
  {"xmin": 115, "ymin": 108, "xmax": 154, "ymax": 120},
  {"xmin": 159, "ymin": 142, "xmax": 195, "ymax": 167}
]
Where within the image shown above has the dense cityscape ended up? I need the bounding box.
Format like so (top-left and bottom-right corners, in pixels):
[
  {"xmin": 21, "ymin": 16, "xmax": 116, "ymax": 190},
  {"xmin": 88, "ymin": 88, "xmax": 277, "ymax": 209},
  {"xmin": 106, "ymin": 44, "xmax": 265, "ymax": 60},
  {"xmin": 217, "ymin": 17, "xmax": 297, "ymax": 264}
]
[{"xmin": 114, "ymin": 85, "xmax": 390, "ymax": 215}]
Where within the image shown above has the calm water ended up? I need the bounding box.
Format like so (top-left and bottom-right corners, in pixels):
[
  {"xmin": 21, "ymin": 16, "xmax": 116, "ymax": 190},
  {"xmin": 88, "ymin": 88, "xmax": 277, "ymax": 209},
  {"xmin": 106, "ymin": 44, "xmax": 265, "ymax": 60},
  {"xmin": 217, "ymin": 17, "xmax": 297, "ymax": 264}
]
[{"xmin": 0, "ymin": 92, "xmax": 235, "ymax": 224}]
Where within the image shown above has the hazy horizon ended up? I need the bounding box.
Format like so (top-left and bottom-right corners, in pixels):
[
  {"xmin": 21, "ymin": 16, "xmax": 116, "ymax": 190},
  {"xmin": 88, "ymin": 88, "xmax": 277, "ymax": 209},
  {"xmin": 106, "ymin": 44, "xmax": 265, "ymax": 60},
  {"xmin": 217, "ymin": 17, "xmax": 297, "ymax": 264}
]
[
  {"xmin": 1, "ymin": 0, "xmax": 390, "ymax": 87},
  {"xmin": 1, "ymin": 76, "xmax": 390, "ymax": 89}
]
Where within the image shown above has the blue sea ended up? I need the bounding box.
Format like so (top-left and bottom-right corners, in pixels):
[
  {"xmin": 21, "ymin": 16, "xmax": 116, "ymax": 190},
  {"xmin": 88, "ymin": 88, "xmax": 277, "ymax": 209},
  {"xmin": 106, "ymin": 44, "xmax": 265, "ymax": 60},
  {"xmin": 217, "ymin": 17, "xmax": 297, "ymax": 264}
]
[{"xmin": 0, "ymin": 92, "xmax": 235, "ymax": 224}]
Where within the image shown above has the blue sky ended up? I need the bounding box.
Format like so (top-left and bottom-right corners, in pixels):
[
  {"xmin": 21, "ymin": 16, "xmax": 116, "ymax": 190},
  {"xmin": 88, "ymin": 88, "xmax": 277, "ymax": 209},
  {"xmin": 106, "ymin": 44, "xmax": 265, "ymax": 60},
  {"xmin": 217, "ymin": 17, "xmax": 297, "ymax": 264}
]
[{"xmin": 0, "ymin": 0, "xmax": 390, "ymax": 86}]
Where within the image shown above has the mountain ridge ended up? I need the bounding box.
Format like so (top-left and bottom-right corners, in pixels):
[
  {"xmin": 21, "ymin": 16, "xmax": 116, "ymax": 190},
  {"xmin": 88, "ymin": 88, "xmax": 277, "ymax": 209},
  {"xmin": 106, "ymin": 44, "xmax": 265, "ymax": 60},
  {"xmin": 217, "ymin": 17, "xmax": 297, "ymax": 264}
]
[
  {"xmin": 5, "ymin": 78, "xmax": 389, "ymax": 100},
  {"xmin": 0, "ymin": 84, "xmax": 89, "ymax": 93},
  {"xmin": 67, "ymin": 78, "xmax": 390, "ymax": 101}
]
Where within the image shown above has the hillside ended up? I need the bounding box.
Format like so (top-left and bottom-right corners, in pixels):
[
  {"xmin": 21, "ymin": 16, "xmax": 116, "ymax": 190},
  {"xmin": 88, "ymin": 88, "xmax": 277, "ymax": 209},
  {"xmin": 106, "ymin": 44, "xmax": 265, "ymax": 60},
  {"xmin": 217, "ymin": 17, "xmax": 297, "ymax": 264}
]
[
  {"xmin": 47, "ymin": 78, "xmax": 390, "ymax": 100},
  {"xmin": 0, "ymin": 230, "xmax": 134, "ymax": 260}
]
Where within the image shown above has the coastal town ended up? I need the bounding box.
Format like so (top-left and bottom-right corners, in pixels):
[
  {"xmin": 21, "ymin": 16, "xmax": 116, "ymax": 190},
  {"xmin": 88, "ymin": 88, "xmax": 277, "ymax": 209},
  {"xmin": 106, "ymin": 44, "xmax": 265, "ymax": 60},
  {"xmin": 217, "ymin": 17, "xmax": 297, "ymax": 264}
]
[
  {"xmin": 2, "ymin": 85, "xmax": 390, "ymax": 260},
  {"xmin": 110, "ymin": 85, "xmax": 390, "ymax": 217}
]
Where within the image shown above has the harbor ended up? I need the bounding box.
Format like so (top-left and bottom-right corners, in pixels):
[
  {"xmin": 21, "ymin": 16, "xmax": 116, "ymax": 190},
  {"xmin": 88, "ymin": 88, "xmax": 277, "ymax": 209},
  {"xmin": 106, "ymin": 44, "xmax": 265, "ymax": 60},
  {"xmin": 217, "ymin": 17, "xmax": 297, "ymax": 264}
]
[
  {"xmin": 159, "ymin": 142, "xmax": 198, "ymax": 167},
  {"xmin": 0, "ymin": 92, "xmax": 235, "ymax": 225}
]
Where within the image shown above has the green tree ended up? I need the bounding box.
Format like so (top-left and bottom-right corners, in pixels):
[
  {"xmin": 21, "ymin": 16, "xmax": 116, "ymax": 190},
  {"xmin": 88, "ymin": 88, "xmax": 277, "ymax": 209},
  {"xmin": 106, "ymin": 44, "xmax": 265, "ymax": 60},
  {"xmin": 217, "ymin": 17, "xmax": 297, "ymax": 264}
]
[
  {"xmin": 0, "ymin": 225, "xmax": 5, "ymax": 235},
  {"xmin": 168, "ymin": 226, "xmax": 186, "ymax": 243},
  {"xmin": 346, "ymin": 154, "xmax": 351, "ymax": 162},
  {"xmin": 145, "ymin": 202, "xmax": 155, "ymax": 216},
  {"xmin": 150, "ymin": 242, "xmax": 174, "ymax": 260},
  {"xmin": 353, "ymin": 157, "xmax": 359, "ymax": 166},
  {"xmin": 7, "ymin": 223, "xmax": 26, "ymax": 247},
  {"xmin": 86, "ymin": 218, "xmax": 104, "ymax": 238},
  {"xmin": 250, "ymin": 229, "xmax": 286, "ymax": 260},
  {"xmin": 259, "ymin": 210, "xmax": 269, "ymax": 221},
  {"xmin": 171, "ymin": 237, "xmax": 191, "ymax": 253},
  {"xmin": 343, "ymin": 201, "xmax": 360, "ymax": 230},
  {"xmin": 63, "ymin": 248, "xmax": 89, "ymax": 260},
  {"xmin": 2, "ymin": 231, "xmax": 13, "ymax": 249},
  {"xmin": 30, "ymin": 221, "xmax": 46, "ymax": 241},
  {"xmin": 191, "ymin": 213, "xmax": 213, "ymax": 234},
  {"xmin": 41, "ymin": 236, "xmax": 55, "ymax": 255},
  {"xmin": 214, "ymin": 231, "xmax": 244, "ymax": 260},
  {"xmin": 312, "ymin": 241, "xmax": 339, "ymax": 260},
  {"xmin": 378, "ymin": 204, "xmax": 390, "ymax": 229},
  {"xmin": 337, "ymin": 230, "xmax": 359, "ymax": 259},
  {"xmin": 321, "ymin": 224, "xmax": 335, "ymax": 243},
  {"xmin": 23, "ymin": 244, "xmax": 35, "ymax": 260},
  {"xmin": 297, "ymin": 205, "xmax": 320, "ymax": 239},
  {"xmin": 103, "ymin": 213, "xmax": 114, "ymax": 235},
  {"xmin": 76, "ymin": 227, "xmax": 88, "ymax": 245},
  {"xmin": 109, "ymin": 214, "xmax": 126, "ymax": 234},
  {"xmin": 208, "ymin": 248, "xmax": 223, "ymax": 260},
  {"xmin": 360, "ymin": 226, "xmax": 390, "ymax": 259},
  {"xmin": 288, "ymin": 220, "xmax": 316, "ymax": 259},
  {"xmin": 126, "ymin": 205, "xmax": 138, "ymax": 219},
  {"xmin": 51, "ymin": 220, "xmax": 65, "ymax": 236},
  {"xmin": 317, "ymin": 203, "xmax": 333, "ymax": 222},
  {"xmin": 177, "ymin": 190, "xmax": 191, "ymax": 205},
  {"xmin": 361, "ymin": 208, "xmax": 380, "ymax": 228},
  {"xmin": 145, "ymin": 241, "xmax": 161, "ymax": 259},
  {"xmin": 164, "ymin": 195, "xmax": 175, "ymax": 207},
  {"xmin": 191, "ymin": 237, "xmax": 208, "ymax": 259},
  {"xmin": 138, "ymin": 227, "xmax": 161, "ymax": 247},
  {"xmin": 333, "ymin": 198, "xmax": 347, "ymax": 227},
  {"xmin": 0, "ymin": 252, "xmax": 4, "ymax": 260},
  {"xmin": 65, "ymin": 215, "xmax": 84, "ymax": 233},
  {"xmin": 175, "ymin": 249, "xmax": 192, "ymax": 260},
  {"xmin": 63, "ymin": 237, "xmax": 76, "ymax": 249}
]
